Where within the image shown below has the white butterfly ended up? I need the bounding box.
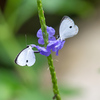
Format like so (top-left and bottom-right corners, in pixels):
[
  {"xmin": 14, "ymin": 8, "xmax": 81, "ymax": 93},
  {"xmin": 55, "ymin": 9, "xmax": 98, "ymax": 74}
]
[
  {"xmin": 59, "ymin": 16, "xmax": 79, "ymax": 41},
  {"xmin": 15, "ymin": 45, "xmax": 36, "ymax": 66}
]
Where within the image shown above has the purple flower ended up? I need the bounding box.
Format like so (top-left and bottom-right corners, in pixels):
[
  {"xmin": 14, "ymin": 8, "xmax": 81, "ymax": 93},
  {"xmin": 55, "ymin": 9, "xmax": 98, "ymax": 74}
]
[
  {"xmin": 31, "ymin": 44, "xmax": 51, "ymax": 56},
  {"xmin": 33, "ymin": 26, "xmax": 65, "ymax": 56},
  {"xmin": 35, "ymin": 46, "xmax": 51, "ymax": 56},
  {"xmin": 47, "ymin": 40, "xmax": 65, "ymax": 56},
  {"xmin": 37, "ymin": 26, "xmax": 56, "ymax": 45},
  {"xmin": 31, "ymin": 44, "xmax": 36, "ymax": 48}
]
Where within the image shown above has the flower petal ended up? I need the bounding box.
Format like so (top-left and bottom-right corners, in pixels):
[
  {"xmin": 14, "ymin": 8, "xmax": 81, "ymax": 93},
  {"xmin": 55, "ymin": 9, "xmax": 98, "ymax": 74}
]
[
  {"xmin": 37, "ymin": 26, "xmax": 56, "ymax": 45},
  {"xmin": 36, "ymin": 46, "xmax": 51, "ymax": 56},
  {"xmin": 38, "ymin": 38, "xmax": 44, "ymax": 45},
  {"xmin": 47, "ymin": 26, "xmax": 55, "ymax": 37},
  {"xmin": 49, "ymin": 36, "xmax": 56, "ymax": 41},
  {"xmin": 30, "ymin": 44, "xmax": 36, "ymax": 48},
  {"xmin": 47, "ymin": 40, "xmax": 65, "ymax": 56},
  {"xmin": 47, "ymin": 40, "xmax": 58, "ymax": 52},
  {"xmin": 37, "ymin": 29, "xmax": 43, "ymax": 38}
]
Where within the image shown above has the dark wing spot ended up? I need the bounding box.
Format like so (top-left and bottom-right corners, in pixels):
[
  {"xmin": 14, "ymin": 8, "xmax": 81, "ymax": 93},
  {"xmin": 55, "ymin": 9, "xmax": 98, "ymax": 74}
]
[
  {"xmin": 26, "ymin": 60, "xmax": 28, "ymax": 63},
  {"xmin": 69, "ymin": 26, "xmax": 72, "ymax": 28}
]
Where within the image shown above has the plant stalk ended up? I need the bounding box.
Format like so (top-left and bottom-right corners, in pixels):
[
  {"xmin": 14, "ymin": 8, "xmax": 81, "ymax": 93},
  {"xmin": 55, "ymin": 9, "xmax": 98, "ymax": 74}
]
[{"xmin": 37, "ymin": 0, "xmax": 61, "ymax": 100}]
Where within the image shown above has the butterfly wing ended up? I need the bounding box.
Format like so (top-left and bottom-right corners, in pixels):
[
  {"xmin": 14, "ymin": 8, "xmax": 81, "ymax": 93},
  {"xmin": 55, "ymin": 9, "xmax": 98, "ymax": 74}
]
[
  {"xmin": 15, "ymin": 46, "xmax": 36, "ymax": 66},
  {"xmin": 59, "ymin": 16, "xmax": 79, "ymax": 40},
  {"xmin": 26, "ymin": 47, "xmax": 36, "ymax": 66}
]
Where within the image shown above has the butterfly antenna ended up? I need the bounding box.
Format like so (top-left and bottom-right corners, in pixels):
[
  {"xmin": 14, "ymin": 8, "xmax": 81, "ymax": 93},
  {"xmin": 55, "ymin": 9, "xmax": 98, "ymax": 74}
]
[{"xmin": 25, "ymin": 34, "xmax": 27, "ymax": 46}]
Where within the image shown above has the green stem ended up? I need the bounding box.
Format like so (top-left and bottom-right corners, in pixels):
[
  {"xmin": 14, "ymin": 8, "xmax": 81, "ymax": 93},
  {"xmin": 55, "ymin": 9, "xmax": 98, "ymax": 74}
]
[
  {"xmin": 37, "ymin": 0, "xmax": 48, "ymax": 47},
  {"xmin": 37, "ymin": 0, "xmax": 61, "ymax": 100}
]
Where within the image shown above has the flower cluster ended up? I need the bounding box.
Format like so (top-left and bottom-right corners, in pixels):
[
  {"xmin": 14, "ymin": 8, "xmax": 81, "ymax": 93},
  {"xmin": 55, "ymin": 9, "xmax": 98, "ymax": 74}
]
[
  {"xmin": 37, "ymin": 26, "xmax": 56, "ymax": 45},
  {"xmin": 31, "ymin": 26, "xmax": 65, "ymax": 56},
  {"xmin": 47, "ymin": 40, "xmax": 65, "ymax": 56}
]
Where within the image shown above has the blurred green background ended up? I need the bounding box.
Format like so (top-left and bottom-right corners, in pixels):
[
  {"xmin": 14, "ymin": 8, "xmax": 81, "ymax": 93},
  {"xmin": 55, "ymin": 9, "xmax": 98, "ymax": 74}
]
[{"xmin": 0, "ymin": 0, "xmax": 99, "ymax": 100}]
